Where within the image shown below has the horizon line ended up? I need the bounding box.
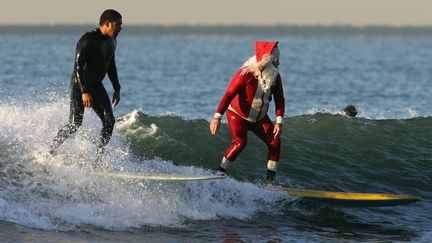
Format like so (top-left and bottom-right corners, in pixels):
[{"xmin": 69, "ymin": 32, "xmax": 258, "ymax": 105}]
[
  {"xmin": 2, "ymin": 23, "xmax": 432, "ymax": 28},
  {"xmin": 2, "ymin": 24, "xmax": 432, "ymax": 36}
]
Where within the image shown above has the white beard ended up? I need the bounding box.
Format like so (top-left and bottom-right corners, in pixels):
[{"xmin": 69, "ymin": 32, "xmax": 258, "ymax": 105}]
[
  {"xmin": 258, "ymin": 64, "xmax": 278, "ymax": 92},
  {"xmin": 241, "ymin": 55, "xmax": 279, "ymax": 92}
]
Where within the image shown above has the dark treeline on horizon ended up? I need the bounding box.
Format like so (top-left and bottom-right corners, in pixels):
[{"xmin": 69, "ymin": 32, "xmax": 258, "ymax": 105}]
[{"xmin": 2, "ymin": 24, "xmax": 432, "ymax": 36}]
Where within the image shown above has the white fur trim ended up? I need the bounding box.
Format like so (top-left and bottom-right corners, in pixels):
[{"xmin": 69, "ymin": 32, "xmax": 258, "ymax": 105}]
[
  {"xmin": 248, "ymin": 84, "xmax": 264, "ymax": 121},
  {"xmin": 228, "ymin": 105, "xmax": 255, "ymax": 123},
  {"xmin": 220, "ymin": 157, "xmax": 232, "ymax": 169},
  {"xmin": 214, "ymin": 113, "xmax": 222, "ymax": 119},
  {"xmin": 267, "ymin": 160, "xmax": 278, "ymax": 172},
  {"xmin": 276, "ymin": 116, "xmax": 284, "ymax": 125}
]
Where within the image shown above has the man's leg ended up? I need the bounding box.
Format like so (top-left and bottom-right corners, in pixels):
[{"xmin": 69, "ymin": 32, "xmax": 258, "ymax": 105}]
[
  {"xmin": 91, "ymin": 85, "xmax": 115, "ymax": 167},
  {"xmin": 219, "ymin": 110, "xmax": 249, "ymax": 172},
  {"xmin": 250, "ymin": 116, "xmax": 281, "ymax": 182},
  {"xmin": 49, "ymin": 85, "xmax": 84, "ymax": 155}
]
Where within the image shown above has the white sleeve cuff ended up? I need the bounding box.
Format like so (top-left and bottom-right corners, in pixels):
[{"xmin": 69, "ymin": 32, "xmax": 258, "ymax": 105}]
[
  {"xmin": 276, "ymin": 116, "xmax": 284, "ymax": 125},
  {"xmin": 214, "ymin": 112, "xmax": 222, "ymax": 119}
]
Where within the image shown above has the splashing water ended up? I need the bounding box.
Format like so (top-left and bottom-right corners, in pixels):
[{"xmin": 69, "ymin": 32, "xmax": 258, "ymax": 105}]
[{"xmin": 0, "ymin": 98, "xmax": 289, "ymax": 231}]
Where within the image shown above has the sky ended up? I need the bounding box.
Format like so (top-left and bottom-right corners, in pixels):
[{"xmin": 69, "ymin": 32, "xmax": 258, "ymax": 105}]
[{"xmin": 1, "ymin": 0, "xmax": 432, "ymax": 26}]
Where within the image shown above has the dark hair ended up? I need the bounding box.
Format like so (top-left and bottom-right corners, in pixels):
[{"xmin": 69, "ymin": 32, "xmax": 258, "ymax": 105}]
[
  {"xmin": 343, "ymin": 105, "xmax": 358, "ymax": 117},
  {"xmin": 99, "ymin": 9, "xmax": 122, "ymax": 26}
]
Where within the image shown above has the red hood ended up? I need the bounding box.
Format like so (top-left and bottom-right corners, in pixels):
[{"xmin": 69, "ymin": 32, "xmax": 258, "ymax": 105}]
[{"xmin": 255, "ymin": 41, "xmax": 278, "ymax": 62}]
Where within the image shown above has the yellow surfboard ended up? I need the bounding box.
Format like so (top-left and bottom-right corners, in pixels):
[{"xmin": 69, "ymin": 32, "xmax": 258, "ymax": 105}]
[
  {"xmin": 91, "ymin": 171, "xmax": 227, "ymax": 181},
  {"xmin": 282, "ymin": 187, "xmax": 421, "ymax": 207}
]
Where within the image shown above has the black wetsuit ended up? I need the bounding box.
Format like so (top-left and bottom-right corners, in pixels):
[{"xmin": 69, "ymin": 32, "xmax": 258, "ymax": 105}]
[{"xmin": 50, "ymin": 28, "xmax": 121, "ymax": 156}]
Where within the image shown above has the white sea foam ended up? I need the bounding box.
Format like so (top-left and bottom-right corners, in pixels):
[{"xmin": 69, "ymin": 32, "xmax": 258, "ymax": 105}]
[
  {"xmin": 0, "ymin": 99, "xmax": 289, "ymax": 231},
  {"xmin": 115, "ymin": 109, "xmax": 159, "ymax": 139}
]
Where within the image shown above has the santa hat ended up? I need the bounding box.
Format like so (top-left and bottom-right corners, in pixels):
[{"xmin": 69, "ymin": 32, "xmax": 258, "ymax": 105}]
[
  {"xmin": 241, "ymin": 41, "xmax": 280, "ymax": 75},
  {"xmin": 255, "ymin": 41, "xmax": 279, "ymax": 63}
]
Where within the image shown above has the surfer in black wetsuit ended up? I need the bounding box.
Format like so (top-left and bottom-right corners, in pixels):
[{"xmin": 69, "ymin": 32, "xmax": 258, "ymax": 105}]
[{"xmin": 49, "ymin": 9, "xmax": 123, "ymax": 168}]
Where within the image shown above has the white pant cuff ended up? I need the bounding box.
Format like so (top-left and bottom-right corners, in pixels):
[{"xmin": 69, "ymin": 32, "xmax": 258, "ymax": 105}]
[
  {"xmin": 267, "ymin": 160, "xmax": 278, "ymax": 172},
  {"xmin": 220, "ymin": 157, "xmax": 232, "ymax": 169}
]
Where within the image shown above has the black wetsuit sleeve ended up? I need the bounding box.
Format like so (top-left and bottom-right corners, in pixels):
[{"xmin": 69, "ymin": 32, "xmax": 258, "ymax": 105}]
[
  {"xmin": 108, "ymin": 53, "xmax": 121, "ymax": 92},
  {"xmin": 75, "ymin": 36, "xmax": 91, "ymax": 93}
]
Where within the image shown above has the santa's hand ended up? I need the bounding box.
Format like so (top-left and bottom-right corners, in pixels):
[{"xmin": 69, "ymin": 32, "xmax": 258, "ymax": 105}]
[
  {"xmin": 273, "ymin": 123, "xmax": 282, "ymax": 139},
  {"xmin": 210, "ymin": 118, "xmax": 221, "ymax": 135}
]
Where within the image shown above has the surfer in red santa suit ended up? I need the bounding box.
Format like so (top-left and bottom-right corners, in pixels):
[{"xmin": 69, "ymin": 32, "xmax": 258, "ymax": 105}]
[{"xmin": 210, "ymin": 41, "xmax": 285, "ymax": 182}]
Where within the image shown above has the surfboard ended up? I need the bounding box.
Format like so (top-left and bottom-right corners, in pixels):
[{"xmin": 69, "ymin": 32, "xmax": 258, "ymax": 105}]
[
  {"xmin": 91, "ymin": 170, "xmax": 227, "ymax": 181},
  {"xmin": 281, "ymin": 187, "xmax": 421, "ymax": 207}
]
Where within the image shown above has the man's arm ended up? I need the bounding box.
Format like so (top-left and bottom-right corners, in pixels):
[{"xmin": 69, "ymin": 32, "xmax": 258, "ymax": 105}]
[
  {"xmin": 210, "ymin": 69, "xmax": 248, "ymax": 135},
  {"xmin": 272, "ymin": 74, "xmax": 285, "ymax": 139},
  {"xmin": 215, "ymin": 69, "xmax": 249, "ymax": 116},
  {"xmin": 75, "ymin": 37, "xmax": 93, "ymax": 107},
  {"xmin": 108, "ymin": 53, "xmax": 121, "ymax": 107},
  {"xmin": 75, "ymin": 38, "xmax": 90, "ymax": 94}
]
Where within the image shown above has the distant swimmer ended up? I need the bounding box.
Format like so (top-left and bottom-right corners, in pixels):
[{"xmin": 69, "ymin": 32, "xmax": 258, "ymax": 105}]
[
  {"xmin": 49, "ymin": 9, "xmax": 123, "ymax": 169},
  {"xmin": 210, "ymin": 41, "xmax": 285, "ymax": 183},
  {"xmin": 343, "ymin": 105, "xmax": 358, "ymax": 117}
]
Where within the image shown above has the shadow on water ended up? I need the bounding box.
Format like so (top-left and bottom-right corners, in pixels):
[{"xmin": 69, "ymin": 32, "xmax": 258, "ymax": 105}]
[
  {"xmin": 277, "ymin": 201, "xmax": 420, "ymax": 242},
  {"xmin": 154, "ymin": 200, "xmax": 422, "ymax": 242},
  {"xmin": 119, "ymin": 200, "xmax": 421, "ymax": 243}
]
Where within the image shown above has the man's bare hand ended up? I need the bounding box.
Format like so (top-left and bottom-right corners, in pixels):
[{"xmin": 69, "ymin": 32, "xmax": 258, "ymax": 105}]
[
  {"xmin": 210, "ymin": 118, "xmax": 221, "ymax": 135},
  {"xmin": 82, "ymin": 93, "xmax": 93, "ymax": 108},
  {"xmin": 112, "ymin": 91, "xmax": 120, "ymax": 108},
  {"xmin": 273, "ymin": 123, "xmax": 282, "ymax": 139}
]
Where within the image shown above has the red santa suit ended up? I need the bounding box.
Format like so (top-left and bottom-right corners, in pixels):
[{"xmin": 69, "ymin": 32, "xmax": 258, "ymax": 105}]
[{"xmin": 214, "ymin": 41, "xmax": 285, "ymax": 179}]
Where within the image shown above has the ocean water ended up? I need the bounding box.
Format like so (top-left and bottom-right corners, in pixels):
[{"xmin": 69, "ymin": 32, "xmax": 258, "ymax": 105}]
[{"xmin": 0, "ymin": 26, "xmax": 431, "ymax": 242}]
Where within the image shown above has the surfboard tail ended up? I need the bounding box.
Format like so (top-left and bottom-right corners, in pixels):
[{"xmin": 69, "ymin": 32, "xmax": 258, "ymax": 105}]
[{"xmin": 282, "ymin": 187, "xmax": 421, "ymax": 207}]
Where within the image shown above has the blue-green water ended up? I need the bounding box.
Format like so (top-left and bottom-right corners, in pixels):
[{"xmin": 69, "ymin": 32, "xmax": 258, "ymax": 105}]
[{"xmin": 0, "ymin": 26, "xmax": 431, "ymax": 242}]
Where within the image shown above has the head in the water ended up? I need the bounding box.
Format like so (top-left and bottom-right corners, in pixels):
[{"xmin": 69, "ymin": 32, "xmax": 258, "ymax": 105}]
[{"xmin": 343, "ymin": 105, "xmax": 358, "ymax": 117}]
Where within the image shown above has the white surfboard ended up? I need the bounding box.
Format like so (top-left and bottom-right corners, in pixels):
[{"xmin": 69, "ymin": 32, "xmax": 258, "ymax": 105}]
[{"xmin": 91, "ymin": 170, "xmax": 227, "ymax": 181}]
